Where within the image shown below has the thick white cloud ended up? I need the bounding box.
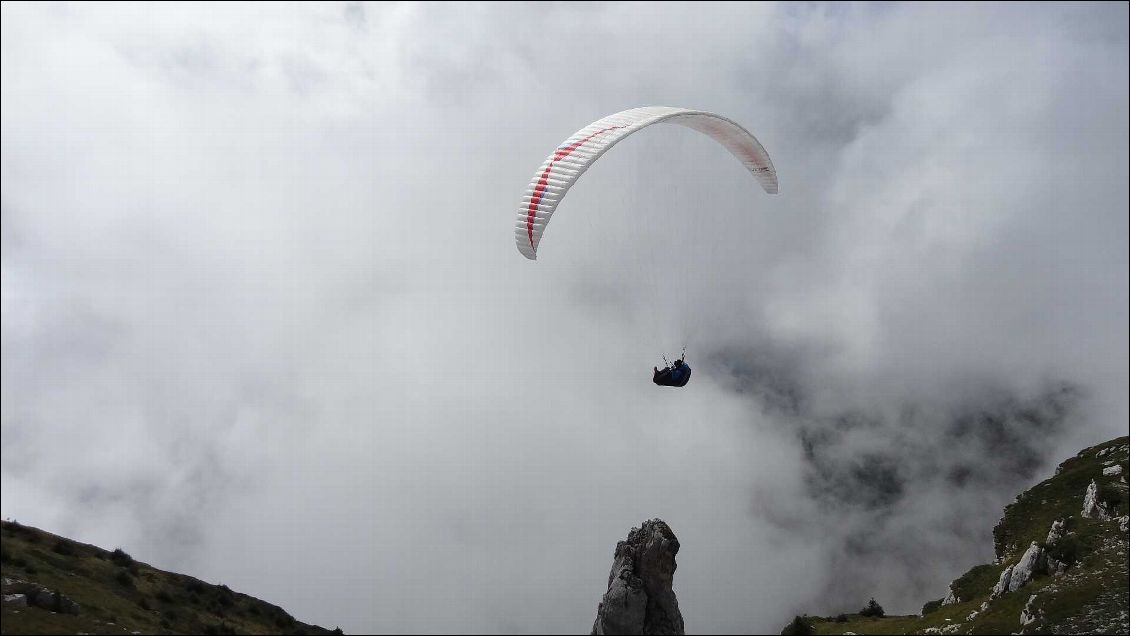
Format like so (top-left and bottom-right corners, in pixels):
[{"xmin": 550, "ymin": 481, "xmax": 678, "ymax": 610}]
[{"xmin": 3, "ymin": 2, "xmax": 1127, "ymax": 634}]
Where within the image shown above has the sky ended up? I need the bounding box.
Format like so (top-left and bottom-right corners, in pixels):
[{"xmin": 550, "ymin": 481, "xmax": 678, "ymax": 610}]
[{"xmin": 1, "ymin": 2, "xmax": 1127, "ymax": 634}]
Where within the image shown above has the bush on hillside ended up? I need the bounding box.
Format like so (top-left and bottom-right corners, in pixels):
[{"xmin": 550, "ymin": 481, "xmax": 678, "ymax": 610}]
[
  {"xmin": 860, "ymin": 598, "xmax": 885, "ymax": 618},
  {"xmin": 781, "ymin": 615, "xmax": 814, "ymax": 636}
]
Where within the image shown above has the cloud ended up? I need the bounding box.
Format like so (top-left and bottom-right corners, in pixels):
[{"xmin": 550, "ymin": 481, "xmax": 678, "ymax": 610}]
[{"xmin": 2, "ymin": 2, "xmax": 1127, "ymax": 634}]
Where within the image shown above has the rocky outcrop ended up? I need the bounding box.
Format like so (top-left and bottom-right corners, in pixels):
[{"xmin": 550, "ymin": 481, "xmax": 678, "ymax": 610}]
[
  {"xmin": 1043, "ymin": 519, "xmax": 1068, "ymax": 575},
  {"xmin": 990, "ymin": 564, "xmax": 1014, "ymax": 599},
  {"xmin": 1082, "ymin": 479, "xmax": 1109, "ymax": 519},
  {"xmin": 941, "ymin": 586, "xmax": 958, "ymax": 605},
  {"xmin": 991, "ymin": 541, "xmax": 1047, "ymax": 599},
  {"xmin": 592, "ymin": 519, "xmax": 684, "ymax": 636},
  {"xmin": 1008, "ymin": 542, "xmax": 1045, "ymax": 593},
  {"xmin": 0, "ymin": 577, "xmax": 79, "ymax": 615},
  {"xmin": 1020, "ymin": 594, "xmax": 1041, "ymax": 627},
  {"xmin": 1044, "ymin": 519, "xmax": 1065, "ymax": 546},
  {"xmin": 1102, "ymin": 464, "xmax": 1122, "ymax": 477}
]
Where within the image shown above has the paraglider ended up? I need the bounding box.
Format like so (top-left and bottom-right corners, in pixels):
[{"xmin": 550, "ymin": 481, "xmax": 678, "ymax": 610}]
[
  {"xmin": 653, "ymin": 356, "xmax": 692, "ymax": 388},
  {"xmin": 514, "ymin": 106, "xmax": 778, "ymax": 385}
]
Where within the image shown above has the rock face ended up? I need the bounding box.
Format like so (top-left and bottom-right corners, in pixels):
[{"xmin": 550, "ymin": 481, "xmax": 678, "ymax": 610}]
[{"xmin": 592, "ymin": 519, "xmax": 684, "ymax": 636}]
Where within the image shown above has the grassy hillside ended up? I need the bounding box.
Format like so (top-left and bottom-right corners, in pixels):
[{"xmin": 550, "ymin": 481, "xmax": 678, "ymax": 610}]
[
  {"xmin": 783, "ymin": 435, "xmax": 1129, "ymax": 635},
  {"xmin": 1, "ymin": 520, "xmax": 341, "ymax": 635}
]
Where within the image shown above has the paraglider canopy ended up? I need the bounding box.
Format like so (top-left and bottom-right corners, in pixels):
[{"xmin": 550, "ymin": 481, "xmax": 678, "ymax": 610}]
[{"xmin": 514, "ymin": 106, "xmax": 778, "ymax": 260}]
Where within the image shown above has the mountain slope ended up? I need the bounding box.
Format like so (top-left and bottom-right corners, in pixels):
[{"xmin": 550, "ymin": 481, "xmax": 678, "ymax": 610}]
[
  {"xmin": 783, "ymin": 435, "xmax": 1129, "ymax": 635},
  {"xmin": 1, "ymin": 520, "xmax": 341, "ymax": 635}
]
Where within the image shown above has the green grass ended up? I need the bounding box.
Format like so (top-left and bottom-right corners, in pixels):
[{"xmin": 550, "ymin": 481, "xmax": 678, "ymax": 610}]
[
  {"xmin": 1, "ymin": 520, "xmax": 341, "ymax": 635},
  {"xmin": 949, "ymin": 563, "xmax": 1003, "ymax": 603},
  {"xmin": 808, "ymin": 613, "xmax": 923, "ymax": 635}
]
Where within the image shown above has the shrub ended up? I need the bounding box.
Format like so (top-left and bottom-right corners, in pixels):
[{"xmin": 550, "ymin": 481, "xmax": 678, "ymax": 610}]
[
  {"xmin": 860, "ymin": 598, "xmax": 885, "ymax": 618},
  {"xmin": 781, "ymin": 615, "xmax": 814, "ymax": 636},
  {"xmin": 216, "ymin": 584, "xmax": 235, "ymax": 608},
  {"xmin": 1098, "ymin": 483, "xmax": 1123, "ymax": 513},
  {"xmin": 921, "ymin": 599, "xmax": 943, "ymax": 616},
  {"xmin": 187, "ymin": 579, "xmax": 205, "ymax": 594},
  {"xmin": 835, "ymin": 613, "xmax": 849, "ymax": 622},
  {"xmin": 138, "ymin": 597, "xmax": 152, "ymax": 611},
  {"xmin": 156, "ymin": 589, "xmax": 174, "ymax": 603},
  {"xmin": 111, "ymin": 548, "xmax": 134, "ymax": 567},
  {"xmin": 1047, "ymin": 534, "xmax": 1080, "ymax": 566}
]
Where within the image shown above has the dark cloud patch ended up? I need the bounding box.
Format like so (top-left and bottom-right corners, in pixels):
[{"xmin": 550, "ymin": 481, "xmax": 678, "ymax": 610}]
[
  {"xmin": 815, "ymin": 451, "xmax": 905, "ymax": 511},
  {"xmin": 705, "ymin": 342, "xmax": 811, "ymax": 417},
  {"xmin": 713, "ymin": 339, "xmax": 1086, "ymax": 612}
]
